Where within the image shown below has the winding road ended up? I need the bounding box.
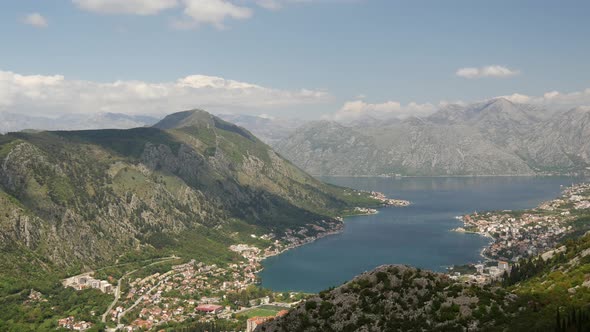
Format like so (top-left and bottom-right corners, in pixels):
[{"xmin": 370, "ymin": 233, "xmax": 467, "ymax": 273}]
[{"xmin": 100, "ymin": 256, "xmax": 180, "ymax": 324}]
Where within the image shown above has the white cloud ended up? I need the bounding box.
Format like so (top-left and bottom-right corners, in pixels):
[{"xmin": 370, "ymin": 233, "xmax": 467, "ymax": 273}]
[
  {"xmin": 456, "ymin": 65, "xmax": 520, "ymax": 79},
  {"xmin": 73, "ymin": 0, "xmax": 352, "ymax": 29},
  {"xmin": 0, "ymin": 70, "xmax": 329, "ymax": 117},
  {"xmin": 325, "ymin": 100, "xmax": 436, "ymax": 121},
  {"xmin": 23, "ymin": 13, "xmax": 48, "ymax": 28},
  {"xmin": 176, "ymin": 0, "xmax": 252, "ymax": 29},
  {"xmin": 327, "ymin": 87, "xmax": 590, "ymax": 123},
  {"xmin": 256, "ymin": 0, "xmax": 283, "ymax": 10},
  {"xmin": 500, "ymin": 88, "xmax": 590, "ymax": 109},
  {"xmin": 73, "ymin": 0, "xmax": 178, "ymax": 15}
]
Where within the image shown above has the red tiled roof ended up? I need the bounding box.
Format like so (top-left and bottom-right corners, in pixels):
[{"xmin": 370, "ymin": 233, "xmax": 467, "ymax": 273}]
[{"xmin": 195, "ymin": 304, "xmax": 223, "ymax": 312}]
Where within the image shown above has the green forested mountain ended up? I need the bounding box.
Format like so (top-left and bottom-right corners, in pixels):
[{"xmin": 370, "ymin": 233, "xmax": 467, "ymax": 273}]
[{"xmin": 0, "ymin": 109, "xmax": 379, "ymax": 291}]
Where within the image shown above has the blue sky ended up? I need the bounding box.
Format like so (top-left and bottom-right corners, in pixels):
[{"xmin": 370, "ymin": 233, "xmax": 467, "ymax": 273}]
[{"xmin": 0, "ymin": 0, "xmax": 589, "ymax": 119}]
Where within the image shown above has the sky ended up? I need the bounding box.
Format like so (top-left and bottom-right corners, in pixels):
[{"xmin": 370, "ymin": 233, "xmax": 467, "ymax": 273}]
[{"xmin": 0, "ymin": 0, "xmax": 589, "ymax": 120}]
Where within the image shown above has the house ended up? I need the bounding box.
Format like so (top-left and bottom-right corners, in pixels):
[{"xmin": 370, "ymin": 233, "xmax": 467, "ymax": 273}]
[
  {"xmin": 132, "ymin": 319, "xmax": 153, "ymax": 330},
  {"xmin": 72, "ymin": 321, "xmax": 92, "ymax": 331}
]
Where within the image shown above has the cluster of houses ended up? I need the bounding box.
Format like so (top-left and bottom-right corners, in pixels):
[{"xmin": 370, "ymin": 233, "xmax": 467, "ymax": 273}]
[
  {"xmin": 57, "ymin": 316, "xmax": 93, "ymax": 331},
  {"xmin": 369, "ymin": 191, "xmax": 411, "ymax": 207},
  {"xmin": 107, "ymin": 257, "xmax": 273, "ymax": 330},
  {"xmin": 450, "ymin": 261, "xmax": 511, "ymax": 284},
  {"xmin": 354, "ymin": 206, "xmax": 378, "ymax": 215},
  {"xmin": 453, "ymin": 183, "xmax": 590, "ymax": 283},
  {"xmin": 62, "ymin": 273, "xmax": 113, "ymax": 294},
  {"xmin": 460, "ymin": 207, "xmax": 575, "ymax": 262}
]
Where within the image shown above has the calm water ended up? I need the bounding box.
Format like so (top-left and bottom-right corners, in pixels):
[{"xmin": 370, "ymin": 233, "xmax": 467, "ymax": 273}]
[{"xmin": 260, "ymin": 176, "xmax": 585, "ymax": 293}]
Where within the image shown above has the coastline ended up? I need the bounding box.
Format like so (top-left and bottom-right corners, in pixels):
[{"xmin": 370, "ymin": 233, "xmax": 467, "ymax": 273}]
[
  {"xmin": 455, "ymin": 182, "xmax": 589, "ymax": 265},
  {"xmin": 257, "ymin": 192, "xmax": 409, "ymax": 284}
]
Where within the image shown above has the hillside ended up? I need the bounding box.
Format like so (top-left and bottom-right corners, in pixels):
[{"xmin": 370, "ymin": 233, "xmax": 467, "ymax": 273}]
[
  {"xmin": 272, "ymin": 99, "xmax": 590, "ymax": 176},
  {"xmin": 256, "ymin": 265, "xmax": 517, "ymax": 332},
  {"xmin": 0, "ymin": 109, "xmax": 382, "ymax": 289},
  {"xmin": 259, "ymin": 234, "xmax": 590, "ymax": 332}
]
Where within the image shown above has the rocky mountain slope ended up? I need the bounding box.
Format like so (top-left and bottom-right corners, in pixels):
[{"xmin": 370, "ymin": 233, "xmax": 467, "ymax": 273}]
[
  {"xmin": 272, "ymin": 99, "xmax": 590, "ymax": 176},
  {"xmin": 217, "ymin": 114, "xmax": 305, "ymax": 146},
  {"xmin": 257, "ymin": 265, "xmax": 516, "ymax": 332},
  {"xmin": 0, "ymin": 110, "xmax": 380, "ymax": 288}
]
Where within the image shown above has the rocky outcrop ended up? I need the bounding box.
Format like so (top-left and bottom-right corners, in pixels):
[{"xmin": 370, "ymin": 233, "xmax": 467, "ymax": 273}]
[{"xmin": 258, "ymin": 265, "xmax": 515, "ymax": 332}]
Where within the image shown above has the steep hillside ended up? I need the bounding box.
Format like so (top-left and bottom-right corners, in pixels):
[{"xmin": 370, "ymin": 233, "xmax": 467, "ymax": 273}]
[
  {"xmin": 0, "ymin": 110, "xmax": 381, "ymax": 288},
  {"xmin": 272, "ymin": 99, "xmax": 590, "ymax": 176},
  {"xmin": 257, "ymin": 265, "xmax": 517, "ymax": 332},
  {"xmin": 217, "ymin": 114, "xmax": 305, "ymax": 145}
]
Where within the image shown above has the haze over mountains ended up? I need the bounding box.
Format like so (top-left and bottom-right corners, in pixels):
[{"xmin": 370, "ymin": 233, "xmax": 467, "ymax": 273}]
[
  {"xmin": 0, "ymin": 112, "xmax": 159, "ymax": 133},
  {"xmin": 3, "ymin": 98, "xmax": 589, "ymax": 177},
  {"xmin": 271, "ymin": 99, "xmax": 590, "ymax": 176}
]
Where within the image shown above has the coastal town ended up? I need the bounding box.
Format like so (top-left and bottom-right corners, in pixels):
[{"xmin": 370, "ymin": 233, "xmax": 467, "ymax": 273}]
[
  {"xmin": 59, "ymin": 247, "xmax": 299, "ymax": 331},
  {"xmin": 451, "ymin": 182, "xmax": 590, "ymax": 284},
  {"xmin": 55, "ymin": 191, "xmax": 410, "ymax": 331}
]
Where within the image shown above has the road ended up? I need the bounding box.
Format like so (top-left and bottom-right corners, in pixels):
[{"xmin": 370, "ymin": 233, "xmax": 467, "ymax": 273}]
[{"xmin": 100, "ymin": 256, "xmax": 180, "ymax": 324}]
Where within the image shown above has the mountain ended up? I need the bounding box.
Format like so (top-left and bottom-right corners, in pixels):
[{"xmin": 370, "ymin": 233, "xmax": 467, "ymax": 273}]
[
  {"xmin": 0, "ymin": 112, "xmax": 159, "ymax": 133},
  {"xmin": 257, "ymin": 265, "xmax": 514, "ymax": 331},
  {"xmin": 273, "ymin": 99, "xmax": 590, "ymax": 176},
  {"xmin": 0, "ymin": 109, "xmax": 380, "ymax": 290},
  {"xmin": 217, "ymin": 114, "xmax": 305, "ymax": 145}
]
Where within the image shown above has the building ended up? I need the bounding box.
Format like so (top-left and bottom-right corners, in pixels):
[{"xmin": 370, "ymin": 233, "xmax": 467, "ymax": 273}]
[
  {"xmin": 195, "ymin": 304, "xmax": 224, "ymax": 314},
  {"xmin": 474, "ymin": 264, "xmax": 484, "ymax": 274},
  {"xmin": 246, "ymin": 316, "xmax": 274, "ymax": 332},
  {"xmin": 498, "ymin": 261, "xmax": 509, "ymax": 271}
]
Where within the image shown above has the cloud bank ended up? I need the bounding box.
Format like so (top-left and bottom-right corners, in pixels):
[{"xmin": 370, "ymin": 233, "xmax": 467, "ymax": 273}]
[
  {"xmin": 72, "ymin": 0, "xmax": 178, "ymax": 15},
  {"xmin": 0, "ymin": 70, "xmax": 329, "ymax": 117},
  {"xmin": 327, "ymin": 87, "xmax": 590, "ymax": 122},
  {"xmin": 325, "ymin": 100, "xmax": 436, "ymax": 121},
  {"xmin": 456, "ymin": 65, "xmax": 520, "ymax": 79},
  {"xmin": 72, "ymin": 0, "xmax": 346, "ymax": 29}
]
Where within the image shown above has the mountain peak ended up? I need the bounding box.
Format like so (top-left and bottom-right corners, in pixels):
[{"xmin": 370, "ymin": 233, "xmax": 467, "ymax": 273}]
[
  {"xmin": 488, "ymin": 97, "xmax": 515, "ymax": 107},
  {"xmin": 153, "ymin": 109, "xmax": 213, "ymax": 130},
  {"xmin": 153, "ymin": 109, "xmax": 258, "ymax": 142}
]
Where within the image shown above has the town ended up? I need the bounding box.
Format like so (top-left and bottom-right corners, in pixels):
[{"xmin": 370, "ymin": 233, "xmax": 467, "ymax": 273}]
[
  {"xmin": 56, "ymin": 216, "xmax": 356, "ymax": 331},
  {"xmin": 451, "ymin": 182, "xmax": 590, "ymax": 284}
]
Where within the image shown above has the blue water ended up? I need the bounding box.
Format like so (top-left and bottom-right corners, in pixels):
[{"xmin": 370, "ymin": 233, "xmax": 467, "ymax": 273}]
[{"xmin": 260, "ymin": 176, "xmax": 585, "ymax": 293}]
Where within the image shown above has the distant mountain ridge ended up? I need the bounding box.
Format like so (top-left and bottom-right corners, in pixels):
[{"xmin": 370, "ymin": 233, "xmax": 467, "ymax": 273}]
[
  {"xmin": 0, "ymin": 112, "xmax": 159, "ymax": 133},
  {"xmin": 271, "ymin": 99, "xmax": 590, "ymax": 176}
]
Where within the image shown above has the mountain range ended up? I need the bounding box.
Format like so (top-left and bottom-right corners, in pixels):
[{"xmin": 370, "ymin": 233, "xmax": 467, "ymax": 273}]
[
  {"xmin": 0, "ymin": 112, "xmax": 159, "ymax": 133},
  {"xmin": 270, "ymin": 99, "xmax": 590, "ymax": 176}
]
